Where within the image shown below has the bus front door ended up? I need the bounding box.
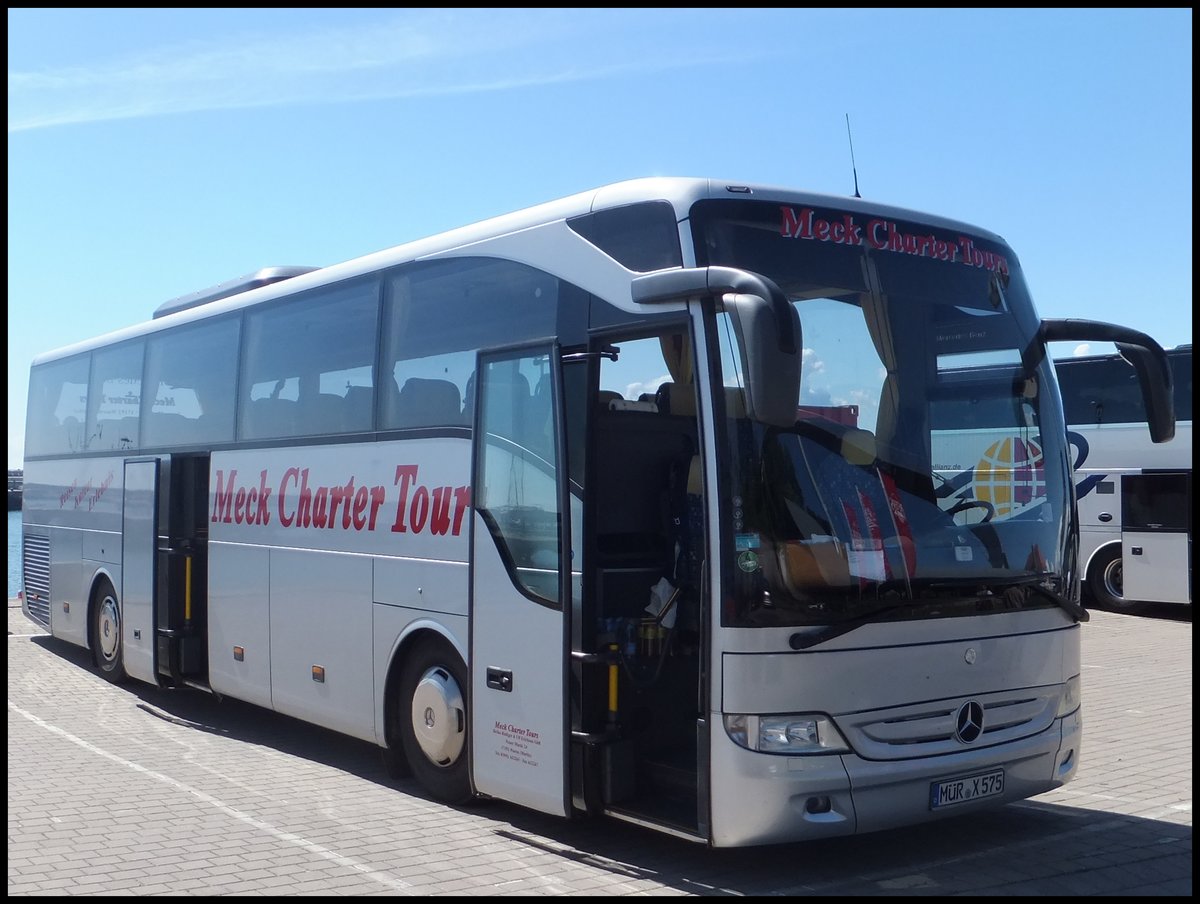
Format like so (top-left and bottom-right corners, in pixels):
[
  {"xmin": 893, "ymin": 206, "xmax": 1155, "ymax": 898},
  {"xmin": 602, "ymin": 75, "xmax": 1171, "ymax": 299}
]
[{"xmin": 469, "ymin": 345, "xmax": 573, "ymax": 817}]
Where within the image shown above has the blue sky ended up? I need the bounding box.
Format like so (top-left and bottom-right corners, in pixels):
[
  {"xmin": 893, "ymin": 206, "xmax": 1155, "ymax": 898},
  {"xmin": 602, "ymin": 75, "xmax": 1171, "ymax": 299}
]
[{"xmin": 7, "ymin": 8, "xmax": 1193, "ymax": 469}]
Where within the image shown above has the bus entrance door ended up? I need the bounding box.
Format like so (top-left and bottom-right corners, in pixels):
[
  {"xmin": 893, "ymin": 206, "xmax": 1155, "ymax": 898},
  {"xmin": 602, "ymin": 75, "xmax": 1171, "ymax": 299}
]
[
  {"xmin": 1121, "ymin": 471, "xmax": 1192, "ymax": 604},
  {"xmin": 157, "ymin": 454, "xmax": 210, "ymax": 685},
  {"xmin": 468, "ymin": 345, "xmax": 572, "ymax": 817}
]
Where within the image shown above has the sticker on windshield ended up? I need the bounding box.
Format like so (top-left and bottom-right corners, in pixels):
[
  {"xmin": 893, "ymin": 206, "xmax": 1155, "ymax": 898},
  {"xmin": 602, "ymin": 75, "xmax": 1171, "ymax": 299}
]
[
  {"xmin": 735, "ymin": 533, "xmax": 760, "ymax": 551},
  {"xmin": 737, "ymin": 550, "xmax": 760, "ymax": 573}
]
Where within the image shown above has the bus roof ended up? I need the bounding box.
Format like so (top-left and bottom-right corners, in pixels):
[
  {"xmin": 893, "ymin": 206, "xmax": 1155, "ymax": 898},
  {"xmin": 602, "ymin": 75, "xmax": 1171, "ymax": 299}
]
[{"xmin": 29, "ymin": 176, "xmax": 1011, "ymax": 366}]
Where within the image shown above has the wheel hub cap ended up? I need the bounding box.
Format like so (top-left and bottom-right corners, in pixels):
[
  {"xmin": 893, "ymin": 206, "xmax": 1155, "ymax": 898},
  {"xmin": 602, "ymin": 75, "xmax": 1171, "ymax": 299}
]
[
  {"xmin": 410, "ymin": 666, "xmax": 465, "ymax": 766},
  {"xmin": 98, "ymin": 597, "xmax": 120, "ymax": 662}
]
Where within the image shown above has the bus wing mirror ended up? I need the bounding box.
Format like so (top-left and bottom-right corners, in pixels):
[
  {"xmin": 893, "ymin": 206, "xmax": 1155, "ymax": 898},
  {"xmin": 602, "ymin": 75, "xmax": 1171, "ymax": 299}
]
[
  {"xmin": 1041, "ymin": 318, "xmax": 1176, "ymax": 443},
  {"xmin": 722, "ymin": 292, "xmax": 802, "ymax": 427},
  {"xmin": 632, "ymin": 267, "xmax": 801, "ymax": 427}
]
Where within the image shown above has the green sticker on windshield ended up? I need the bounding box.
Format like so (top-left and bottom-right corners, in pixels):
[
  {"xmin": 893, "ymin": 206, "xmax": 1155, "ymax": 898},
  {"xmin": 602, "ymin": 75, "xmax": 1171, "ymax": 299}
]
[{"xmin": 737, "ymin": 550, "xmax": 760, "ymax": 573}]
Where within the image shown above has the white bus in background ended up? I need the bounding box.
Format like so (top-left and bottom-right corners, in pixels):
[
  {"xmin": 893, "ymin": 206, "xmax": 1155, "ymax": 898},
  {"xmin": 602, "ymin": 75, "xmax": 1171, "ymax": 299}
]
[
  {"xmin": 20, "ymin": 178, "xmax": 1174, "ymax": 848},
  {"xmin": 1055, "ymin": 344, "xmax": 1192, "ymax": 611}
]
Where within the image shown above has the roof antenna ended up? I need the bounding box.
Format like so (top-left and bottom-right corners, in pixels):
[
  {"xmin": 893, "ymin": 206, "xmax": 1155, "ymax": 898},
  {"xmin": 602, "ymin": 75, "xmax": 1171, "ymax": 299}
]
[{"xmin": 845, "ymin": 113, "xmax": 861, "ymax": 198}]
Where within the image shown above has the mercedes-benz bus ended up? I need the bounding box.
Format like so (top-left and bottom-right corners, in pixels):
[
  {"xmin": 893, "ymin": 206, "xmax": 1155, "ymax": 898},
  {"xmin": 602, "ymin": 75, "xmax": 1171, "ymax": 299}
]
[{"xmin": 20, "ymin": 178, "xmax": 1174, "ymax": 847}]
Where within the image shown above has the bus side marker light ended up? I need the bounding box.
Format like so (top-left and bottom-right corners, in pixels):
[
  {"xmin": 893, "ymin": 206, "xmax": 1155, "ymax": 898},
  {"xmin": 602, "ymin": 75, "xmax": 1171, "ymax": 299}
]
[
  {"xmin": 312, "ymin": 665, "xmax": 326, "ymax": 683},
  {"xmin": 233, "ymin": 646, "xmax": 244, "ymax": 662}
]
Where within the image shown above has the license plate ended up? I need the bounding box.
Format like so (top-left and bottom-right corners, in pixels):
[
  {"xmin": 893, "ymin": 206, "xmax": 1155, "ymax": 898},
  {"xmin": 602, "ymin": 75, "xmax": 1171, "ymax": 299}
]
[{"xmin": 929, "ymin": 769, "xmax": 1005, "ymax": 809}]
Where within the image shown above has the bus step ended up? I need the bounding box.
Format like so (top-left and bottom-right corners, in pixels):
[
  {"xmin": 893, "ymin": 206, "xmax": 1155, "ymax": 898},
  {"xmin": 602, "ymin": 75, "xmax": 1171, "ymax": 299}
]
[{"xmin": 642, "ymin": 750, "xmax": 696, "ymax": 800}]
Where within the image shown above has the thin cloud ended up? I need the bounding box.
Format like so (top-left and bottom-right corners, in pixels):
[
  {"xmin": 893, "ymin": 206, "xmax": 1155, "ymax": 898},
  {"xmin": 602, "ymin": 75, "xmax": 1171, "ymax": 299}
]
[
  {"xmin": 625, "ymin": 374, "xmax": 672, "ymax": 400},
  {"xmin": 9, "ymin": 11, "xmax": 749, "ymax": 133}
]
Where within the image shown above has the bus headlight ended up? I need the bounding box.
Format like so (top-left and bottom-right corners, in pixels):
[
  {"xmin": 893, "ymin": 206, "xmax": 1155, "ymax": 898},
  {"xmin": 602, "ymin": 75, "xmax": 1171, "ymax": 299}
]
[
  {"xmin": 723, "ymin": 713, "xmax": 850, "ymax": 754},
  {"xmin": 1056, "ymin": 674, "xmax": 1081, "ymax": 717}
]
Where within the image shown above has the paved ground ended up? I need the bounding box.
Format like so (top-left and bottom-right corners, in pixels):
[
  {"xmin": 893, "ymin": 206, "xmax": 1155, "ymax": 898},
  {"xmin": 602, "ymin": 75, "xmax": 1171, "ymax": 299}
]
[{"xmin": 7, "ymin": 598, "xmax": 1191, "ymax": 896}]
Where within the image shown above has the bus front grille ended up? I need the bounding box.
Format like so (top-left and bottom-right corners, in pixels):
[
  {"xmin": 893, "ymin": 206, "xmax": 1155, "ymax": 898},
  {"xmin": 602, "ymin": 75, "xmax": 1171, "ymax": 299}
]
[
  {"xmin": 22, "ymin": 535, "xmax": 51, "ymax": 627},
  {"xmin": 838, "ymin": 687, "xmax": 1063, "ymax": 760}
]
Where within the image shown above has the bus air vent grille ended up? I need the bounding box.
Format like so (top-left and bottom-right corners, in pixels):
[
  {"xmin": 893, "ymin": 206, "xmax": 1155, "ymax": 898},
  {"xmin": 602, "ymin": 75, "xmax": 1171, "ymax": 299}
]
[{"xmin": 21, "ymin": 535, "xmax": 51, "ymax": 626}]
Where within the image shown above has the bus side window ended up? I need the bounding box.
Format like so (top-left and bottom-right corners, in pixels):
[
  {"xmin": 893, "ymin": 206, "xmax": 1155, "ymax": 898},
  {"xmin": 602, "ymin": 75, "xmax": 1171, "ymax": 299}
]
[
  {"xmin": 306, "ymin": 393, "xmax": 345, "ymax": 436},
  {"xmin": 143, "ymin": 315, "xmax": 239, "ymax": 447},
  {"xmin": 244, "ymin": 397, "xmax": 298, "ymax": 439},
  {"xmin": 392, "ymin": 377, "xmax": 463, "ymax": 429},
  {"xmin": 342, "ymin": 385, "xmax": 374, "ymax": 432}
]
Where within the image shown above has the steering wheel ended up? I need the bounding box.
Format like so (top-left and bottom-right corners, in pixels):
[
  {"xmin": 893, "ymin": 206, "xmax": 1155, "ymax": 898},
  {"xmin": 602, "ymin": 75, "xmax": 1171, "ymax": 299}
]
[{"xmin": 946, "ymin": 498, "xmax": 996, "ymax": 523}]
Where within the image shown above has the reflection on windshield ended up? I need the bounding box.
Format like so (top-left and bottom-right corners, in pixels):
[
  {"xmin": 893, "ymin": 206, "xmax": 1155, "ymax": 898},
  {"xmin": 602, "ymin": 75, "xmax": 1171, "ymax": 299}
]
[
  {"xmin": 697, "ymin": 200, "xmax": 1074, "ymax": 628},
  {"xmin": 720, "ymin": 333, "xmax": 1070, "ymax": 628}
]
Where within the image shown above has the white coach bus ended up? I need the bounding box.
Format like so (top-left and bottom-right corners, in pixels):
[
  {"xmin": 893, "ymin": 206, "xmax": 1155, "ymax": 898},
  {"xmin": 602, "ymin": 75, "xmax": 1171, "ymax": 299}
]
[
  {"xmin": 1055, "ymin": 344, "xmax": 1191, "ymax": 610},
  {"xmin": 20, "ymin": 178, "xmax": 1174, "ymax": 847}
]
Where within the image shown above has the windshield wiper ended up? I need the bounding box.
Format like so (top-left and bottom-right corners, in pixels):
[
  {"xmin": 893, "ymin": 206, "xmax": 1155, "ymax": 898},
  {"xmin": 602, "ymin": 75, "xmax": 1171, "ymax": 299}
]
[
  {"xmin": 788, "ymin": 600, "xmax": 915, "ymax": 650},
  {"xmin": 787, "ymin": 579, "xmax": 1087, "ymax": 651},
  {"xmin": 1005, "ymin": 578, "xmax": 1089, "ymax": 623}
]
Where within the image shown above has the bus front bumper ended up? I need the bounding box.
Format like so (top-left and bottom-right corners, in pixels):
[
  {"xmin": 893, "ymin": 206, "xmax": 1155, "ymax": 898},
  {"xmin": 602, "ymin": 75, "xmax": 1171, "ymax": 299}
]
[{"xmin": 707, "ymin": 708, "xmax": 1080, "ymax": 848}]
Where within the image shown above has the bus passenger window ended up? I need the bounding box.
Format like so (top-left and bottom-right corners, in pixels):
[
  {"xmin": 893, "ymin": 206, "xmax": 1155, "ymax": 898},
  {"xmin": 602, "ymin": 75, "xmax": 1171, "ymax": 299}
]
[{"xmin": 392, "ymin": 377, "xmax": 463, "ymax": 429}]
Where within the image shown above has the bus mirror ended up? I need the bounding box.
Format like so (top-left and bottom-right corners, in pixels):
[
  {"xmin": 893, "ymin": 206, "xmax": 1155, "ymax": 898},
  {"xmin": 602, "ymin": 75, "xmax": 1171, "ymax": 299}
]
[
  {"xmin": 1041, "ymin": 318, "xmax": 1176, "ymax": 443},
  {"xmin": 631, "ymin": 266, "xmax": 801, "ymax": 427},
  {"xmin": 723, "ymin": 292, "xmax": 802, "ymax": 427}
]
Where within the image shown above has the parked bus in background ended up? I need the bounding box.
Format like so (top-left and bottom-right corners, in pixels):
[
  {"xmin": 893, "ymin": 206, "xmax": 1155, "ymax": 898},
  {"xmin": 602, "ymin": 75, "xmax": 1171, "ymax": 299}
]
[
  {"xmin": 20, "ymin": 178, "xmax": 1174, "ymax": 848},
  {"xmin": 1054, "ymin": 344, "xmax": 1191, "ymax": 611}
]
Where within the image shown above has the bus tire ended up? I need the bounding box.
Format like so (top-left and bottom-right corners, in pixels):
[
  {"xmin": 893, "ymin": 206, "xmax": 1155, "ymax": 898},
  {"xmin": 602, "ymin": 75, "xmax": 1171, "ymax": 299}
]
[
  {"xmin": 397, "ymin": 636, "xmax": 472, "ymax": 805},
  {"xmin": 1087, "ymin": 545, "xmax": 1138, "ymax": 612},
  {"xmin": 91, "ymin": 577, "xmax": 129, "ymax": 683}
]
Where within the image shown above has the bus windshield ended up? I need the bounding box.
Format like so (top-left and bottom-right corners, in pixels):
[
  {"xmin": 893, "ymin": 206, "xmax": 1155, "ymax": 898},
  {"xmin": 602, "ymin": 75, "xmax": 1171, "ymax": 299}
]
[{"xmin": 693, "ymin": 199, "xmax": 1074, "ymax": 628}]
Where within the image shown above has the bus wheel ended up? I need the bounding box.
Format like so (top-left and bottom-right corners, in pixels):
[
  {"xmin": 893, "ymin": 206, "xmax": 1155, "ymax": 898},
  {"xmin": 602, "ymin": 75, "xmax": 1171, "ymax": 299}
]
[
  {"xmin": 1087, "ymin": 545, "xmax": 1137, "ymax": 612},
  {"xmin": 92, "ymin": 578, "xmax": 128, "ymax": 683},
  {"xmin": 398, "ymin": 637, "xmax": 472, "ymax": 804}
]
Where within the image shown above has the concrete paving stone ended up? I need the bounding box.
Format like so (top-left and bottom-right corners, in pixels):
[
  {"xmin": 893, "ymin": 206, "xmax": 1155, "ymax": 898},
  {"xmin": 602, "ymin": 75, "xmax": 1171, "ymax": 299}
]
[{"xmin": 9, "ymin": 602, "xmax": 1191, "ymax": 895}]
